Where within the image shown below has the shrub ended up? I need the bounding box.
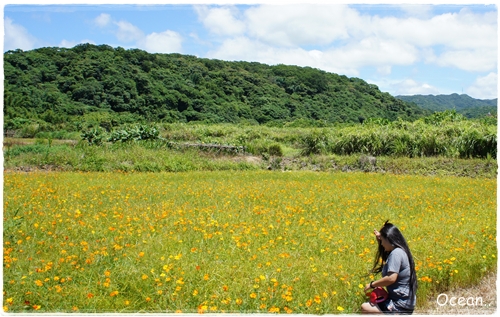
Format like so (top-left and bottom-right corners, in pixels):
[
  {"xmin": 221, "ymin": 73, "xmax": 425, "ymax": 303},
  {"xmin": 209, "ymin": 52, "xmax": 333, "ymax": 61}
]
[{"xmin": 268, "ymin": 144, "xmax": 284, "ymax": 157}]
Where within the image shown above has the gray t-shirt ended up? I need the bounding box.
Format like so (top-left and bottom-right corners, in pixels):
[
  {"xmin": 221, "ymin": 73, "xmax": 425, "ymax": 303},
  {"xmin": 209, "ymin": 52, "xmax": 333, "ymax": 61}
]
[{"xmin": 382, "ymin": 247, "xmax": 415, "ymax": 310}]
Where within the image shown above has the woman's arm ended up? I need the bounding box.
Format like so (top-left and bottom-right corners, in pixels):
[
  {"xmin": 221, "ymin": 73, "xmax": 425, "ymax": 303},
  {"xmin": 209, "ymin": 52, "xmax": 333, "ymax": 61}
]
[{"xmin": 364, "ymin": 272, "xmax": 398, "ymax": 291}]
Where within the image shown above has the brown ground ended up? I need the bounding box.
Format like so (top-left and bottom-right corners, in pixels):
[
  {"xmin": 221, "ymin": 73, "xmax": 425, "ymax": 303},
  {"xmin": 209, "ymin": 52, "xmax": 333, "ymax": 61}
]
[{"xmin": 415, "ymin": 271, "xmax": 497, "ymax": 315}]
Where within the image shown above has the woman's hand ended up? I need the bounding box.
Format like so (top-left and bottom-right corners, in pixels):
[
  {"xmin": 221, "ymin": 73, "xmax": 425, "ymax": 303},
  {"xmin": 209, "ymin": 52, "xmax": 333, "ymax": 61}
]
[
  {"xmin": 364, "ymin": 283, "xmax": 373, "ymax": 292},
  {"xmin": 374, "ymin": 229, "xmax": 381, "ymax": 241}
]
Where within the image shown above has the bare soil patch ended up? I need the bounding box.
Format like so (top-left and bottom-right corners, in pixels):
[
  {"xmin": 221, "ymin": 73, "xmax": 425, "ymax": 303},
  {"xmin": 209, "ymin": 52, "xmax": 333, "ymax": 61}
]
[{"xmin": 416, "ymin": 271, "xmax": 497, "ymax": 315}]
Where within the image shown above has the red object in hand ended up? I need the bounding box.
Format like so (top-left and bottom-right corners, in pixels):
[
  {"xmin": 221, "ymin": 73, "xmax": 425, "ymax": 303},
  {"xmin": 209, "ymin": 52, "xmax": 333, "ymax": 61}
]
[{"xmin": 367, "ymin": 287, "xmax": 388, "ymax": 304}]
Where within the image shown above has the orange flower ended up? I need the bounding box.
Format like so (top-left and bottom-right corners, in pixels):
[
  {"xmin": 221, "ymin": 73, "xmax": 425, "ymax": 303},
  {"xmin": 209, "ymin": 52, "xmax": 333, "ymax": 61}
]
[
  {"xmin": 314, "ymin": 295, "xmax": 321, "ymax": 304},
  {"xmin": 87, "ymin": 293, "xmax": 94, "ymax": 298},
  {"xmin": 268, "ymin": 306, "xmax": 280, "ymax": 313},
  {"xmin": 110, "ymin": 291, "xmax": 119, "ymax": 297},
  {"xmin": 32, "ymin": 305, "xmax": 41, "ymax": 310}
]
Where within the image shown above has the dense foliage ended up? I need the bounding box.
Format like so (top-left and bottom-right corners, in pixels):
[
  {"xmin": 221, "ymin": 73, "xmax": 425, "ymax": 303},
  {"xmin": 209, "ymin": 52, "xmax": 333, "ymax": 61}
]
[
  {"xmin": 3, "ymin": 110, "xmax": 497, "ymax": 176},
  {"xmin": 4, "ymin": 43, "xmax": 430, "ymax": 134},
  {"xmin": 396, "ymin": 93, "xmax": 497, "ymax": 119}
]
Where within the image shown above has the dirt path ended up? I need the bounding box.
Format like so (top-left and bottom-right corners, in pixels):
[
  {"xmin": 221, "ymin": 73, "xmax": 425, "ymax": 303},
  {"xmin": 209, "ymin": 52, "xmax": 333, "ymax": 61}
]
[{"xmin": 415, "ymin": 271, "xmax": 497, "ymax": 315}]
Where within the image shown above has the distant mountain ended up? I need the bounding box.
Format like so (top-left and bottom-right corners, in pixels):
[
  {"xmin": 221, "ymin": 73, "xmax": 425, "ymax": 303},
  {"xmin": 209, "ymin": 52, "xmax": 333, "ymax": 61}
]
[{"xmin": 396, "ymin": 93, "xmax": 497, "ymax": 118}]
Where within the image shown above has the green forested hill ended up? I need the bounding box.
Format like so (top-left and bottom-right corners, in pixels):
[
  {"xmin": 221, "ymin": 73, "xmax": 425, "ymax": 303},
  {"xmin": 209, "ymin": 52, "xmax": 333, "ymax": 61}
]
[
  {"xmin": 396, "ymin": 93, "xmax": 497, "ymax": 118},
  {"xmin": 4, "ymin": 43, "xmax": 430, "ymax": 133}
]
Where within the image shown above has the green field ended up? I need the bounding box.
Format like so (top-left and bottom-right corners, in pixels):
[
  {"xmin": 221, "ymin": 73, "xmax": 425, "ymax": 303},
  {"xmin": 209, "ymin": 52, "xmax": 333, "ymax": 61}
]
[{"xmin": 3, "ymin": 171, "xmax": 496, "ymax": 313}]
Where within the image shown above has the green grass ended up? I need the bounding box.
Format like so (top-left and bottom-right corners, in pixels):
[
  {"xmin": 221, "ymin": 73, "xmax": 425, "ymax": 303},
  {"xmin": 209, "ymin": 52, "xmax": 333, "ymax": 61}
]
[
  {"xmin": 3, "ymin": 139, "xmax": 497, "ymax": 178},
  {"xmin": 3, "ymin": 171, "xmax": 496, "ymax": 313}
]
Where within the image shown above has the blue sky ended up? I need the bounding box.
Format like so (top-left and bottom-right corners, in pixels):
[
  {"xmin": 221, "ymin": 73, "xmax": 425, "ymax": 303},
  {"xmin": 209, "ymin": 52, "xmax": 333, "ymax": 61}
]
[{"xmin": 3, "ymin": 1, "xmax": 498, "ymax": 99}]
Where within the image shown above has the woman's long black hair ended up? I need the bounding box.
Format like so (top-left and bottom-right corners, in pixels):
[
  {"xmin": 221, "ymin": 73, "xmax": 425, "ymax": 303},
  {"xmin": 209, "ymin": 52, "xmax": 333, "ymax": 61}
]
[{"xmin": 371, "ymin": 221, "xmax": 417, "ymax": 304}]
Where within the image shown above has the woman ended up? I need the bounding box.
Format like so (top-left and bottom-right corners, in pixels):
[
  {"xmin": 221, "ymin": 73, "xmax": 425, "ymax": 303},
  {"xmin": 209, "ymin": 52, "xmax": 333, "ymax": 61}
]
[{"xmin": 361, "ymin": 221, "xmax": 417, "ymax": 314}]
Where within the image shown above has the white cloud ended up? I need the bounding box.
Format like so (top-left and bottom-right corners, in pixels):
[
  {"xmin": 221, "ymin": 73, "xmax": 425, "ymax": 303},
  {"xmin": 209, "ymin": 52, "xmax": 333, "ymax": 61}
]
[
  {"xmin": 244, "ymin": 4, "xmax": 356, "ymax": 47},
  {"xmin": 377, "ymin": 66, "xmax": 392, "ymax": 76},
  {"xmin": 325, "ymin": 37, "xmax": 419, "ymax": 69},
  {"xmin": 205, "ymin": 36, "xmax": 360, "ymax": 76},
  {"xmin": 198, "ymin": 4, "xmax": 497, "ymax": 81},
  {"xmin": 59, "ymin": 39, "xmax": 96, "ymax": 48},
  {"xmin": 466, "ymin": 72, "xmax": 498, "ymax": 99},
  {"xmin": 94, "ymin": 13, "xmax": 111, "ymax": 28},
  {"xmin": 113, "ymin": 20, "xmax": 144, "ymax": 43},
  {"xmin": 138, "ymin": 30, "xmax": 183, "ymax": 54},
  {"xmin": 370, "ymin": 8, "xmax": 497, "ymax": 51},
  {"xmin": 369, "ymin": 8, "xmax": 497, "ymax": 72},
  {"xmin": 393, "ymin": 79, "xmax": 441, "ymax": 96},
  {"xmin": 3, "ymin": 17, "xmax": 37, "ymax": 51},
  {"xmin": 398, "ymin": 4, "xmax": 433, "ymax": 19},
  {"xmin": 433, "ymin": 49, "xmax": 497, "ymax": 72},
  {"xmin": 90, "ymin": 14, "xmax": 183, "ymax": 53},
  {"xmin": 195, "ymin": 5, "xmax": 245, "ymax": 36}
]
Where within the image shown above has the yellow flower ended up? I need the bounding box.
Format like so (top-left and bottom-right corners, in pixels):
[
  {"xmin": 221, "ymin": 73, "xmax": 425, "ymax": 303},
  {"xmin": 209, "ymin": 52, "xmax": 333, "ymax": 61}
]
[
  {"xmin": 337, "ymin": 306, "xmax": 344, "ymax": 311},
  {"xmin": 250, "ymin": 293, "xmax": 257, "ymax": 299},
  {"xmin": 104, "ymin": 270, "xmax": 111, "ymax": 277},
  {"xmin": 35, "ymin": 280, "xmax": 43, "ymax": 287},
  {"xmin": 110, "ymin": 290, "xmax": 119, "ymax": 297},
  {"xmin": 142, "ymin": 274, "xmax": 148, "ymax": 280}
]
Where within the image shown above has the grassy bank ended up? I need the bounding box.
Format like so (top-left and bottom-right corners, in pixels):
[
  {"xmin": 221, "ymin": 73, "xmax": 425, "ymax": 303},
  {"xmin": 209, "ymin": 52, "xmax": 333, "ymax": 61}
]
[{"xmin": 3, "ymin": 138, "xmax": 497, "ymax": 178}]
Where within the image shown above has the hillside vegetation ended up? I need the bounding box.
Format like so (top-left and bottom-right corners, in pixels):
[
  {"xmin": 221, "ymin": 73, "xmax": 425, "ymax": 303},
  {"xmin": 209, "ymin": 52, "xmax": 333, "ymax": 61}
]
[
  {"xmin": 4, "ymin": 110, "xmax": 497, "ymax": 178},
  {"xmin": 396, "ymin": 93, "xmax": 497, "ymax": 118},
  {"xmin": 3, "ymin": 44, "xmax": 497, "ymax": 177},
  {"xmin": 4, "ymin": 43, "xmax": 429, "ymax": 135}
]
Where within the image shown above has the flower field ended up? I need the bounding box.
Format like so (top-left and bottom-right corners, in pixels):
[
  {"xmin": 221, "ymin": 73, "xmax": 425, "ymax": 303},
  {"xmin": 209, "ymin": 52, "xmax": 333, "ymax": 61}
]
[{"xmin": 3, "ymin": 171, "xmax": 496, "ymax": 313}]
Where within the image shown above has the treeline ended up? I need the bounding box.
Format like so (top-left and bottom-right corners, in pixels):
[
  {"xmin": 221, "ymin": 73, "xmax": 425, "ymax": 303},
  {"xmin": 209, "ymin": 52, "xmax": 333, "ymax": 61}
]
[{"xmin": 4, "ymin": 43, "xmax": 431, "ymax": 134}]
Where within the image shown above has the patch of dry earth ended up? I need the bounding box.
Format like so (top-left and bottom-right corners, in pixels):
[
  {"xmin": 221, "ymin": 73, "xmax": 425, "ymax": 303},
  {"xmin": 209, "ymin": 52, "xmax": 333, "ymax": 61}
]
[{"xmin": 416, "ymin": 271, "xmax": 496, "ymax": 315}]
